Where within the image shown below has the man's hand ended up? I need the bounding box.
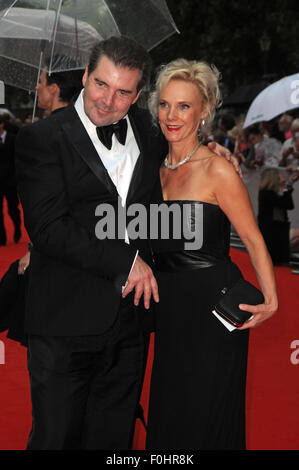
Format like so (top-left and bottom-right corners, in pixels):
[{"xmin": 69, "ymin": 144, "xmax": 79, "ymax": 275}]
[
  {"xmin": 289, "ymin": 172, "xmax": 299, "ymax": 184},
  {"xmin": 18, "ymin": 250, "xmax": 31, "ymax": 275},
  {"xmin": 208, "ymin": 141, "xmax": 242, "ymax": 178},
  {"xmin": 122, "ymin": 255, "xmax": 159, "ymax": 309},
  {"xmin": 234, "ymin": 150, "xmax": 245, "ymax": 164}
]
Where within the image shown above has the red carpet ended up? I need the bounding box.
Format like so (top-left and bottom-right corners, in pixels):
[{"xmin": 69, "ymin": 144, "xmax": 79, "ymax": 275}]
[
  {"xmin": 0, "ymin": 201, "xmax": 31, "ymax": 450},
  {"xmin": 0, "ymin": 202, "xmax": 299, "ymax": 450},
  {"xmin": 133, "ymin": 251, "xmax": 299, "ymax": 451}
]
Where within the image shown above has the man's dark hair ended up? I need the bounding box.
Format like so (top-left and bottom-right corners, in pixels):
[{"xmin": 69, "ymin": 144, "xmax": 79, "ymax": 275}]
[
  {"xmin": 87, "ymin": 36, "xmax": 152, "ymax": 92},
  {"xmin": 246, "ymin": 125, "xmax": 262, "ymax": 137},
  {"xmin": 45, "ymin": 55, "xmax": 84, "ymax": 103}
]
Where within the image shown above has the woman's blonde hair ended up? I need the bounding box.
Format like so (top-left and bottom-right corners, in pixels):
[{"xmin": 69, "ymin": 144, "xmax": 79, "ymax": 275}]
[
  {"xmin": 148, "ymin": 58, "xmax": 221, "ymax": 131},
  {"xmin": 291, "ymin": 119, "xmax": 299, "ymax": 134},
  {"xmin": 259, "ymin": 168, "xmax": 280, "ymax": 192}
]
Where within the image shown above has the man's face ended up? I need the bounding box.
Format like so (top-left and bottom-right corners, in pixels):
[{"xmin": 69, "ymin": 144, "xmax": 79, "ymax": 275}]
[
  {"xmin": 248, "ymin": 133, "xmax": 262, "ymax": 146},
  {"xmin": 36, "ymin": 68, "xmax": 53, "ymax": 110},
  {"xmin": 82, "ymin": 55, "xmax": 142, "ymax": 127},
  {"xmin": 278, "ymin": 117, "xmax": 288, "ymax": 132}
]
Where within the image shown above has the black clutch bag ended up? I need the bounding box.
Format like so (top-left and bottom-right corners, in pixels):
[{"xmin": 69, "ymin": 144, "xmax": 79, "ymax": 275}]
[{"xmin": 214, "ymin": 278, "xmax": 264, "ymax": 328}]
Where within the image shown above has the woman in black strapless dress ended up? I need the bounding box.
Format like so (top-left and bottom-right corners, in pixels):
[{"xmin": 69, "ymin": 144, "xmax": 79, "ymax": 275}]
[{"xmin": 145, "ymin": 60, "xmax": 278, "ymax": 450}]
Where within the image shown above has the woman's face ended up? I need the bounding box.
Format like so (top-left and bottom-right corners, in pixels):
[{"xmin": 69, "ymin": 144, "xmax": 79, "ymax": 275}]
[{"xmin": 158, "ymin": 79, "xmax": 205, "ymax": 144}]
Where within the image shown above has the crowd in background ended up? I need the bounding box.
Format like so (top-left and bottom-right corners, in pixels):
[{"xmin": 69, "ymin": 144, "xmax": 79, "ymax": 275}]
[
  {"xmin": 204, "ymin": 110, "xmax": 299, "ymax": 264},
  {"xmin": 1, "ymin": 97, "xmax": 299, "ymax": 265}
]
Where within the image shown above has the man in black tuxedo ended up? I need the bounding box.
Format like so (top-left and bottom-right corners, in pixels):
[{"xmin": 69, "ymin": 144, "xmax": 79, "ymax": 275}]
[
  {"xmin": 17, "ymin": 60, "xmax": 84, "ymax": 273},
  {"xmin": 0, "ymin": 116, "xmax": 21, "ymax": 245},
  {"xmin": 15, "ymin": 36, "xmax": 166, "ymax": 450}
]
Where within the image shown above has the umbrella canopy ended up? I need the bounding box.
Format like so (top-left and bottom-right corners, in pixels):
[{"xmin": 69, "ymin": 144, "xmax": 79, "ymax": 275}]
[
  {"xmin": 0, "ymin": 107, "xmax": 15, "ymax": 118},
  {"xmin": 0, "ymin": 5, "xmax": 101, "ymax": 91},
  {"xmin": 0, "ymin": 0, "xmax": 179, "ymax": 91},
  {"xmin": 243, "ymin": 73, "xmax": 299, "ymax": 128}
]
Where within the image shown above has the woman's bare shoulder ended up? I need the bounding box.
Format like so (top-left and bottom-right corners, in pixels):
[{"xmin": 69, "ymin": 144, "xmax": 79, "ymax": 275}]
[{"xmin": 205, "ymin": 149, "xmax": 239, "ymax": 180}]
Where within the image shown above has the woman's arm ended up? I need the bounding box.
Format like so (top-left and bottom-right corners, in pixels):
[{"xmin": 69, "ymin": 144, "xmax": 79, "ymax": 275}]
[{"xmin": 210, "ymin": 158, "xmax": 278, "ymax": 329}]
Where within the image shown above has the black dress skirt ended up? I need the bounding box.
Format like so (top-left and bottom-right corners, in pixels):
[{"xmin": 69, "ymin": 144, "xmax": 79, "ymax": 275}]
[{"xmin": 146, "ymin": 201, "xmax": 249, "ymax": 450}]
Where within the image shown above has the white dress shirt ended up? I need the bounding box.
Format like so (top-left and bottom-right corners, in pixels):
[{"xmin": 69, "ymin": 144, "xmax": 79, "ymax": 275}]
[
  {"xmin": 0, "ymin": 130, "xmax": 7, "ymax": 144},
  {"xmin": 75, "ymin": 89, "xmax": 140, "ymax": 207},
  {"xmin": 254, "ymin": 136, "xmax": 282, "ymax": 168},
  {"xmin": 74, "ymin": 89, "xmax": 139, "ymax": 285}
]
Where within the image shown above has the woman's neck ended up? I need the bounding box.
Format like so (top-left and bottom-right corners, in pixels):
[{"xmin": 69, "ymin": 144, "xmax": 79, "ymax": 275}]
[{"xmin": 167, "ymin": 139, "xmax": 200, "ymax": 165}]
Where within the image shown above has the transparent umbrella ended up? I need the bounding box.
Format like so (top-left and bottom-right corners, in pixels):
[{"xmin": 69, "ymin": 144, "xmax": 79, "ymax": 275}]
[
  {"xmin": 0, "ymin": 80, "xmax": 4, "ymax": 104},
  {"xmin": 0, "ymin": 107, "xmax": 15, "ymax": 117},
  {"xmin": 0, "ymin": 0, "xmax": 179, "ymax": 92}
]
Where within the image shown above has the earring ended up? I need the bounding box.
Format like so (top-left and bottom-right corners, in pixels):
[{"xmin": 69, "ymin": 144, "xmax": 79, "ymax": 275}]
[
  {"xmin": 197, "ymin": 127, "xmax": 202, "ymax": 141},
  {"xmin": 201, "ymin": 119, "xmax": 205, "ymax": 126}
]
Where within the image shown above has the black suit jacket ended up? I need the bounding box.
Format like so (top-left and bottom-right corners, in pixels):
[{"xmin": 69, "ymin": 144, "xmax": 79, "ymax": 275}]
[
  {"xmin": 15, "ymin": 104, "xmax": 166, "ymax": 336},
  {"xmin": 0, "ymin": 132, "xmax": 16, "ymax": 188}
]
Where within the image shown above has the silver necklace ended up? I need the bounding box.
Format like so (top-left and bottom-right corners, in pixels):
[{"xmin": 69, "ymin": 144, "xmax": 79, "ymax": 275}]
[{"xmin": 164, "ymin": 142, "xmax": 201, "ymax": 170}]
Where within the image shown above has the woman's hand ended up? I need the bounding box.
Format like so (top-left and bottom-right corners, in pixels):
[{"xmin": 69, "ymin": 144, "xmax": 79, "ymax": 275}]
[
  {"xmin": 237, "ymin": 298, "xmax": 278, "ymax": 330},
  {"xmin": 208, "ymin": 141, "xmax": 242, "ymax": 178},
  {"xmin": 210, "ymin": 157, "xmax": 279, "ymax": 332}
]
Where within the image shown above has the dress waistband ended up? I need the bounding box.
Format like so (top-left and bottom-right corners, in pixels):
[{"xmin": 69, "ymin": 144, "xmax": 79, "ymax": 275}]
[{"xmin": 153, "ymin": 251, "xmax": 224, "ymax": 272}]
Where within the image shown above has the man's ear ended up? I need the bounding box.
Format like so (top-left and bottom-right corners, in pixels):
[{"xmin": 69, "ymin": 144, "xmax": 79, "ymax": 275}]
[
  {"xmin": 82, "ymin": 67, "xmax": 88, "ymax": 87},
  {"xmin": 50, "ymin": 82, "xmax": 60, "ymax": 97},
  {"xmin": 132, "ymin": 88, "xmax": 142, "ymax": 105}
]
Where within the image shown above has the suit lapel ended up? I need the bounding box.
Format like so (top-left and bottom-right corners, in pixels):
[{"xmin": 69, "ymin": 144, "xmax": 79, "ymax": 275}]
[
  {"xmin": 59, "ymin": 104, "xmax": 160, "ymax": 204},
  {"xmin": 60, "ymin": 106, "xmax": 118, "ymax": 197},
  {"xmin": 126, "ymin": 105, "xmax": 157, "ymax": 206}
]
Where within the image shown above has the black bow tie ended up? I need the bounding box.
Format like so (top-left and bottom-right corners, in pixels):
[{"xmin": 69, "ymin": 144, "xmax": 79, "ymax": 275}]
[{"xmin": 96, "ymin": 119, "xmax": 128, "ymax": 150}]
